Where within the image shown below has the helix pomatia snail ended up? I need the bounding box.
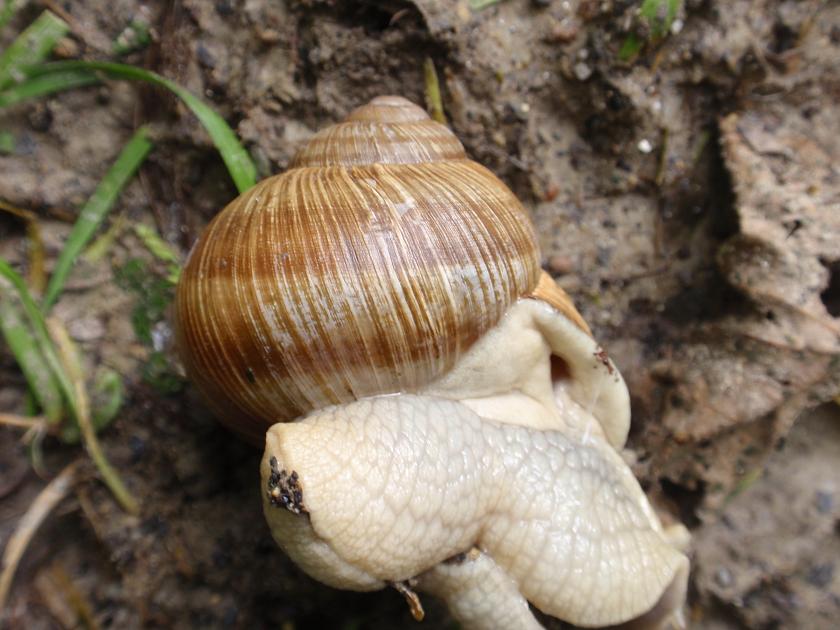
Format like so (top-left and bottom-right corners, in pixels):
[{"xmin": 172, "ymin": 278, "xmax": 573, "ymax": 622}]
[{"xmin": 173, "ymin": 96, "xmax": 689, "ymax": 629}]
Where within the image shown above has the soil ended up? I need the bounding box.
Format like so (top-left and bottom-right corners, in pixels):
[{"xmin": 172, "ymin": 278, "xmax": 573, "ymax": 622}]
[{"xmin": 1, "ymin": 0, "xmax": 839, "ymax": 628}]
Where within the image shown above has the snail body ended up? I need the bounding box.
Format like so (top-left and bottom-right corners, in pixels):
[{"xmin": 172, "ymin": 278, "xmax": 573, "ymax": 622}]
[{"xmin": 174, "ymin": 96, "xmax": 688, "ymax": 629}]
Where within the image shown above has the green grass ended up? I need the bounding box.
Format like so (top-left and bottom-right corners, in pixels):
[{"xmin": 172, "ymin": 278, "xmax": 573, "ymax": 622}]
[
  {"xmin": 0, "ymin": 0, "xmax": 28, "ymax": 32},
  {"xmin": 0, "ymin": 68, "xmax": 99, "ymax": 107},
  {"xmin": 641, "ymin": 0, "xmax": 681, "ymax": 39},
  {"xmin": 0, "ymin": 260, "xmax": 73, "ymax": 403},
  {"xmin": 0, "ymin": 9, "xmax": 258, "ymax": 514},
  {"xmin": 0, "ymin": 129, "xmax": 14, "ymax": 153},
  {"xmin": 2, "ymin": 61, "xmax": 257, "ymax": 193},
  {"xmin": 469, "ymin": 0, "xmax": 504, "ymax": 9},
  {"xmin": 0, "ymin": 285, "xmax": 63, "ymax": 424},
  {"xmin": 0, "ymin": 11, "xmax": 68, "ymax": 89},
  {"xmin": 42, "ymin": 127, "xmax": 153, "ymax": 311},
  {"xmin": 0, "ymin": 261, "xmax": 138, "ymax": 514},
  {"xmin": 619, "ymin": 34, "xmax": 645, "ymax": 61},
  {"xmin": 133, "ymin": 223, "xmax": 182, "ymax": 284}
]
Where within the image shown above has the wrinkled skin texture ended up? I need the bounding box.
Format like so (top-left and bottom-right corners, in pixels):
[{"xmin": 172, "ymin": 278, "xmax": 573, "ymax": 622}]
[{"xmin": 261, "ymin": 299, "xmax": 689, "ymax": 628}]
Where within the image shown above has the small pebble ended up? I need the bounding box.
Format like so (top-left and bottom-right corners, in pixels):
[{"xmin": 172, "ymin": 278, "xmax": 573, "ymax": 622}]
[
  {"xmin": 27, "ymin": 104, "xmax": 52, "ymax": 132},
  {"xmin": 196, "ymin": 43, "xmax": 216, "ymax": 69},
  {"xmin": 815, "ymin": 490, "xmax": 833, "ymax": 513},
  {"xmin": 258, "ymin": 28, "xmax": 282, "ymax": 44},
  {"xmin": 548, "ymin": 18, "xmax": 579, "ymax": 42},
  {"xmin": 546, "ymin": 254, "xmax": 574, "ymax": 275},
  {"xmin": 151, "ymin": 321, "xmax": 173, "ymax": 352},
  {"xmin": 222, "ymin": 605, "xmax": 239, "ymax": 627},
  {"xmin": 509, "ymin": 102, "xmax": 531, "ymax": 121},
  {"xmin": 715, "ymin": 566, "xmax": 734, "ymax": 588},
  {"xmin": 637, "ymin": 139, "xmax": 653, "ymax": 153},
  {"xmin": 215, "ymin": 0, "xmax": 234, "ymax": 16},
  {"xmin": 129, "ymin": 435, "xmax": 147, "ymax": 464},
  {"xmin": 806, "ymin": 563, "xmax": 835, "ymax": 588},
  {"xmin": 543, "ymin": 183, "xmax": 560, "ymax": 202},
  {"xmin": 68, "ymin": 316, "xmax": 106, "ymax": 342},
  {"xmin": 53, "ymin": 37, "xmax": 80, "ymax": 59},
  {"xmin": 573, "ymin": 62, "xmax": 592, "ymax": 81}
]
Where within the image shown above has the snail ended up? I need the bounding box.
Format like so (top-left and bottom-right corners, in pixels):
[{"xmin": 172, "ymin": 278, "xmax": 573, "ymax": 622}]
[{"xmin": 174, "ymin": 96, "xmax": 689, "ymax": 629}]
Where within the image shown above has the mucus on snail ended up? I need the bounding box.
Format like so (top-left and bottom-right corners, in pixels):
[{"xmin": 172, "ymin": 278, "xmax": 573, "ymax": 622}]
[{"xmin": 174, "ymin": 95, "xmax": 689, "ymax": 629}]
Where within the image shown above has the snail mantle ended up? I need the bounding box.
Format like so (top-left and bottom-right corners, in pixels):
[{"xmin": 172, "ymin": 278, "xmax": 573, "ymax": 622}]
[{"xmin": 173, "ymin": 95, "xmax": 689, "ymax": 630}]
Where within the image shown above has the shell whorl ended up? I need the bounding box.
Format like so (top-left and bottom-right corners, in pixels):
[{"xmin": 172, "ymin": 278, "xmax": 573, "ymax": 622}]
[
  {"xmin": 175, "ymin": 96, "xmax": 542, "ymax": 442},
  {"xmin": 291, "ymin": 96, "xmax": 467, "ymax": 167}
]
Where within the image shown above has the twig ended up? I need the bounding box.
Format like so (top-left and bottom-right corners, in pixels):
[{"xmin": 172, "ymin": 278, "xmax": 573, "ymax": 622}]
[
  {"xmin": 689, "ymin": 129, "xmax": 710, "ymax": 168},
  {"xmin": 0, "ymin": 461, "xmax": 82, "ymax": 611},
  {"xmin": 44, "ymin": 563, "xmax": 100, "ymax": 630},
  {"xmin": 38, "ymin": 0, "xmax": 108, "ymax": 53},
  {"xmin": 655, "ymin": 127, "xmax": 669, "ymax": 187},
  {"xmin": 0, "ymin": 412, "xmax": 48, "ymax": 431}
]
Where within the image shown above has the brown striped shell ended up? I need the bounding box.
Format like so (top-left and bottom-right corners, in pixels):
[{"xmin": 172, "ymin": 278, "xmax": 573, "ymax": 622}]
[{"xmin": 174, "ymin": 96, "xmax": 543, "ymax": 442}]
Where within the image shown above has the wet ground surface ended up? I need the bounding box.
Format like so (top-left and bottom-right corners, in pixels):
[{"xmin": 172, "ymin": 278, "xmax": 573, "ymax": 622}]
[{"xmin": 1, "ymin": 0, "xmax": 839, "ymax": 627}]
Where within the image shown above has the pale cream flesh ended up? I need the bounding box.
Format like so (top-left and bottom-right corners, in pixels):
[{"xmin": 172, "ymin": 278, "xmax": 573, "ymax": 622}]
[{"xmin": 261, "ymin": 298, "xmax": 688, "ymax": 629}]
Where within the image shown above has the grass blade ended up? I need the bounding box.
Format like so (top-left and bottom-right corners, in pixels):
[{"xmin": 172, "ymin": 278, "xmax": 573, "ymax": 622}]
[
  {"xmin": 48, "ymin": 318, "xmax": 139, "ymax": 515},
  {"xmin": 83, "ymin": 213, "xmax": 127, "ymax": 263},
  {"xmin": 0, "ymin": 129, "xmax": 14, "ymax": 153},
  {"xmin": 61, "ymin": 366, "xmax": 124, "ymax": 443},
  {"xmin": 0, "ymin": 0, "xmax": 29, "ymax": 33},
  {"xmin": 0, "ymin": 61, "xmax": 256, "ymax": 192},
  {"xmin": 0, "ymin": 10, "xmax": 68, "ymax": 89},
  {"xmin": 9, "ymin": 61, "xmax": 257, "ymax": 193},
  {"xmin": 0, "ymin": 259, "xmax": 73, "ymax": 406},
  {"xmin": 133, "ymin": 223, "xmax": 181, "ymax": 283},
  {"xmin": 0, "ymin": 68, "xmax": 98, "ymax": 107},
  {"xmin": 423, "ymin": 58, "xmax": 446, "ymax": 125},
  {"xmin": 469, "ymin": 0, "xmax": 504, "ymax": 9},
  {"xmin": 133, "ymin": 223, "xmax": 180, "ymax": 266},
  {"xmin": 0, "ymin": 285, "xmax": 63, "ymax": 423},
  {"xmin": 619, "ymin": 33, "xmax": 643, "ymax": 60},
  {"xmin": 90, "ymin": 368, "xmax": 124, "ymax": 430},
  {"xmin": 42, "ymin": 126, "xmax": 152, "ymax": 311}
]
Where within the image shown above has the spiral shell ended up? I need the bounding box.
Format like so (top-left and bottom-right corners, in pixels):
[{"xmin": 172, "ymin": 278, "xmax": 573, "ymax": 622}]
[{"xmin": 174, "ymin": 96, "xmax": 542, "ymax": 442}]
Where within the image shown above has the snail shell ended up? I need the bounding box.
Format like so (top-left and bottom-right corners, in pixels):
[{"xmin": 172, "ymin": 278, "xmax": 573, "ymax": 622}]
[{"xmin": 175, "ymin": 96, "xmax": 569, "ymax": 442}]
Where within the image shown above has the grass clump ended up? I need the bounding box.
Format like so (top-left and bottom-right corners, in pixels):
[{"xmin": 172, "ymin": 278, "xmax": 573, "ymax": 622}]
[{"xmin": 0, "ymin": 9, "xmax": 253, "ymax": 514}]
